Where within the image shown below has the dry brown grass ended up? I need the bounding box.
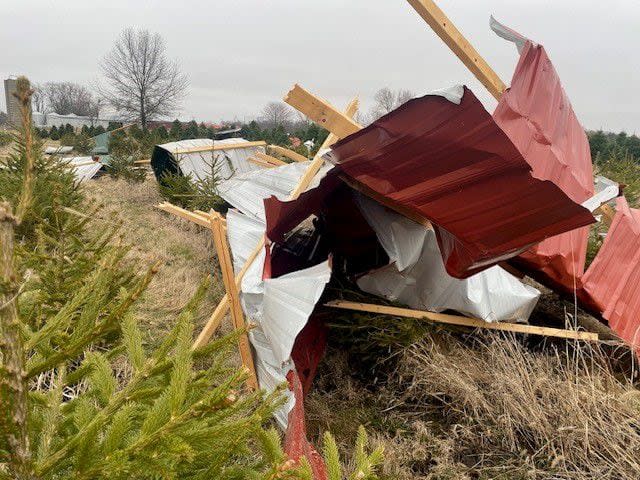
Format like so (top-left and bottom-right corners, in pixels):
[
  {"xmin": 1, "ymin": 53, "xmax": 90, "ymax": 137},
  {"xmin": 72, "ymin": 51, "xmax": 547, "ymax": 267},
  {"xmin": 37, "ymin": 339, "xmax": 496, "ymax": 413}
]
[
  {"xmin": 395, "ymin": 335, "xmax": 640, "ymax": 479},
  {"xmin": 83, "ymin": 172, "xmax": 226, "ymax": 345}
]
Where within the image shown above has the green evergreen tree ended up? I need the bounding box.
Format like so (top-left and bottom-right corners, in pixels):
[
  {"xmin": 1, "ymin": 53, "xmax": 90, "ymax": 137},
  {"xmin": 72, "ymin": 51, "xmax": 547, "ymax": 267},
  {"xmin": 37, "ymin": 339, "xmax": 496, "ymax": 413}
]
[
  {"xmin": 49, "ymin": 126, "xmax": 60, "ymax": 141},
  {"xmin": 170, "ymin": 120, "xmax": 183, "ymax": 140}
]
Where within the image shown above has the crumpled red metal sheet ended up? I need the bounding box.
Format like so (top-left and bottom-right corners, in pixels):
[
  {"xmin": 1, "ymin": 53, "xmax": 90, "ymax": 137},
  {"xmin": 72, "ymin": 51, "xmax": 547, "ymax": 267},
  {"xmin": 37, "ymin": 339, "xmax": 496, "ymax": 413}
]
[
  {"xmin": 581, "ymin": 197, "xmax": 640, "ymax": 348},
  {"xmin": 494, "ymin": 40, "xmax": 594, "ymax": 289},
  {"xmin": 325, "ymin": 87, "xmax": 594, "ymax": 278}
]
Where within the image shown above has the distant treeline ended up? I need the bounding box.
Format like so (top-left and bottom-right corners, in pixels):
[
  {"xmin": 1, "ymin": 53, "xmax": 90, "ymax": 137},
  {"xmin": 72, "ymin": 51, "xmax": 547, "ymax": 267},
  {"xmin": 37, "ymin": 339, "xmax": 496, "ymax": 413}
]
[
  {"xmin": 35, "ymin": 118, "xmax": 329, "ymax": 151},
  {"xmin": 588, "ymin": 130, "xmax": 640, "ymax": 163}
]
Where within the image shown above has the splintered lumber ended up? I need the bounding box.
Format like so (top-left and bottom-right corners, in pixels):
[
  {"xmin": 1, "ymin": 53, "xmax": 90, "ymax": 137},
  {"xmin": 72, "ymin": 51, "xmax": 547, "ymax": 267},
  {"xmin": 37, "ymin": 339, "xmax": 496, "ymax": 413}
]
[
  {"xmin": 325, "ymin": 300, "xmax": 599, "ymax": 342},
  {"xmin": 255, "ymin": 152, "xmax": 287, "ymax": 166},
  {"xmin": 172, "ymin": 140, "xmax": 266, "ymax": 155},
  {"xmin": 209, "ymin": 211, "xmax": 259, "ymax": 390},
  {"xmin": 192, "ymin": 97, "xmax": 359, "ymax": 349},
  {"xmin": 268, "ymin": 145, "xmax": 308, "ymax": 163},
  {"xmin": 248, "ymin": 157, "xmax": 277, "ymax": 169},
  {"xmin": 156, "ymin": 202, "xmax": 210, "ymax": 228},
  {"xmin": 284, "ymin": 84, "xmax": 361, "ymax": 139},
  {"xmin": 406, "ymin": 0, "xmax": 506, "ymax": 100},
  {"xmin": 597, "ymin": 203, "xmax": 616, "ymax": 225}
]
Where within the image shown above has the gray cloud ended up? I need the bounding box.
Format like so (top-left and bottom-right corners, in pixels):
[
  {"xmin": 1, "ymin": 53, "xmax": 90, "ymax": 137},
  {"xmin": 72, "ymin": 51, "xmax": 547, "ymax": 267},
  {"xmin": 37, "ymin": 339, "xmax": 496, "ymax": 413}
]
[{"xmin": 2, "ymin": 0, "xmax": 638, "ymax": 132}]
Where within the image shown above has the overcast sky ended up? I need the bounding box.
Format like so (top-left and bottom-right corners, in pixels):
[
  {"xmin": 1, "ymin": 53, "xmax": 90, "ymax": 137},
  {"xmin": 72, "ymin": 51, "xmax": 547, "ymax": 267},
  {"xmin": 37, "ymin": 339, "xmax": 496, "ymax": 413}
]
[{"xmin": 2, "ymin": 0, "xmax": 638, "ymax": 132}]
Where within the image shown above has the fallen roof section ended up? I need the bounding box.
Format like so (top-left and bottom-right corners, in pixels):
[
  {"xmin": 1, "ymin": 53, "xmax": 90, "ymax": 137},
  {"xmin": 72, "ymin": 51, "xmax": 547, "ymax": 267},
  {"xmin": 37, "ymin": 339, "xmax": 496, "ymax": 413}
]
[
  {"xmin": 581, "ymin": 196, "xmax": 640, "ymax": 350},
  {"xmin": 322, "ymin": 87, "xmax": 595, "ymax": 278},
  {"xmin": 492, "ymin": 20, "xmax": 595, "ymax": 290}
]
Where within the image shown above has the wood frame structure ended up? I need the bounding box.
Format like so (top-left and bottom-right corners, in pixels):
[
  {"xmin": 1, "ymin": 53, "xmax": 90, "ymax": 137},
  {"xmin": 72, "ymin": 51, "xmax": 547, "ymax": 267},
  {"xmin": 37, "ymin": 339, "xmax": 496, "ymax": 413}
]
[
  {"xmin": 268, "ymin": 145, "xmax": 308, "ymax": 163},
  {"xmin": 406, "ymin": 0, "xmax": 506, "ymax": 100},
  {"xmin": 326, "ymin": 300, "xmax": 599, "ymax": 342},
  {"xmin": 284, "ymin": 84, "xmax": 361, "ymax": 139},
  {"xmin": 254, "ymin": 152, "xmax": 287, "ymax": 166},
  {"xmin": 209, "ymin": 211, "xmax": 259, "ymax": 390},
  {"xmin": 171, "ymin": 140, "xmax": 266, "ymax": 155}
]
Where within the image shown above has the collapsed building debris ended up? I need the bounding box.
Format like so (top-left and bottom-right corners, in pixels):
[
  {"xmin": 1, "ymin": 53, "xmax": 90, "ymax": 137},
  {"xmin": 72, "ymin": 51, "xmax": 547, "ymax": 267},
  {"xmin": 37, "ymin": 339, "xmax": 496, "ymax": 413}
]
[{"xmin": 152, "ymin": 1, "xmax": 638, "ymax": 478}]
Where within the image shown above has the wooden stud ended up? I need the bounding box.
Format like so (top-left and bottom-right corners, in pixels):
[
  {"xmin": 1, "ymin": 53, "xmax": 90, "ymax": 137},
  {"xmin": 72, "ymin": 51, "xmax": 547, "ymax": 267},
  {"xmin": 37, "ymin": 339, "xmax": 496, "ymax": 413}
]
[
  {"xmin": 268, "ymin": 145, "xmax": 308, "ymax": 163},
  {"xmin": 172, "ymin": 140, "xmax": 266, "ymax": 155},
  {"xmin": 248, "ymin": 157, "xmax": 277, "ymax": 169},
  {"xmin": 192, "ymin": 97, "xmax": 359, "ymax": 349},
  {"xmin": 406, "ymin": 0, "xmax": 506, "ymax": 100},
  {"xmin": 209, "ymin": 211, "xmax": 259, "ymax": 390},
  {"xmin": 156, "ymin": 202, "xmax": 210, "ymax": 228},
  {"xmin": 255, "ymin": 152, "xmax": 287, "ymax": 166},
  {"xmin": 596, "ymin": 203, "xmax": 616, "ymax": 225},
  {"xmin": 325, "ymin": 300, "xmax": 599, "ymax": 342},
  {"xmin": 284, "ymin": 84, "xmax": 362, "ymax": 139}
]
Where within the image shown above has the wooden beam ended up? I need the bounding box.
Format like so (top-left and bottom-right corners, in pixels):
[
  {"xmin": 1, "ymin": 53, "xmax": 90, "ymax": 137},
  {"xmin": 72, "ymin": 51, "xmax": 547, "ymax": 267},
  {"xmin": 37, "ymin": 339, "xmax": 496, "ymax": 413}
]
[
  {"xmin": 268, "ymin": 145, "xmax": 308, "ymax": 163},
  {"xmin": 596, "ymin": 203, "xmax": 616, "ymax": 225},
  {"xmin": 284, "ymin": 84, "xmax": 362, "ymax": 139},
  {"xmin": 325, "ymin": 300, "xmax": 599, "ymax": 342},
  {"xmin": 248, "ymin": 157, "xmax": 277, "ymax": 169},
  {"xmin": 255, "ymin": 152, "xmax": 287, "ymax": 166},
  {"xmin": 209, "ymin": 211, "xmax": 259, "ymax": 390},
  {"xmin": 156, "ymin": 202, "xmax": 210, "ymax": 228},
  {"xmin": 172, "ymin": 140, "xmax": 266, "ymax": 155},
  {"xmin": 406, "ymin": 0, "xmax": 506, "ymax": 100},
  {"xmin": 192, "ymin": 97, "xmax": 359, "ymax": 349}
]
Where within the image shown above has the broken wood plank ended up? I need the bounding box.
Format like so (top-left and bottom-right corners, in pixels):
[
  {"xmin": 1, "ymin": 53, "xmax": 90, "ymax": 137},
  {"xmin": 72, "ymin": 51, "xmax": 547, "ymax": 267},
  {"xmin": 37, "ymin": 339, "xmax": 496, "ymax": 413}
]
[
  {"xmin": 406, "ymin": 0, "xmax": 506, "ymax": 100},
  {"xmin": 255, "ymin": 152, "xmax": 287, "ymax": 166},
  {"xmin": 268, "ymin": 145, "xmax": 308, "ymax": 163},
  {"xmin": 172, "ymin": 140, "xmax": 266, "ymax": 155},
  {"xmin": 156, "ymin": 202, "xmax": 210, "ymax": 228},
  {"xmin": 209, "ymin": 211, "xmax": 259, "ymax": 390},
  {"xmin": 288, "ymin": 98, "xmax": 360, "ymax": 199},
  {"xmin": 192, "ymin": 97, "xmax": 359, "ymax": 349},
  {"xmin": 325, "ymin": 300, "xmax": 599, "ymax": 342},
  {"xmin": 248, "ymin": 157, "xmax": 277, "ymax": 169},
  {"xmin": 284, "ymin": 84, "xmax": 361, "ymax": 139},
  {"xmin": 596, "ymin": 203, "xmax": 616, "ymax": 225}
]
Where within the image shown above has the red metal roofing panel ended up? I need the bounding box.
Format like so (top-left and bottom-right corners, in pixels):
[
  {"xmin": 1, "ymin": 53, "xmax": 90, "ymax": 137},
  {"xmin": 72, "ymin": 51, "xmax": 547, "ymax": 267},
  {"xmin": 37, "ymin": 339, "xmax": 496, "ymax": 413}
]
[
  {"xmin": 325, "ymin": 87, "xmax": 594, "ymax": 278},
  {"xmin": 494, "ymin": 41, "xmax": 594, "ymax": 289},
  {"xmin": 582, "ymin": 197, "xmax": 640, "ymax": 349}
]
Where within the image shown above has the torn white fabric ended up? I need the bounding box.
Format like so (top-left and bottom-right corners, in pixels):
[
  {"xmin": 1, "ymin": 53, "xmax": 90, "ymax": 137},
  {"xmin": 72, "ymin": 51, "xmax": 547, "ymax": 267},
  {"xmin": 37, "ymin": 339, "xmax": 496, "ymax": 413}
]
[
  {"xmin": 67, "ymin": 157, "xmax": 102, "ymax": 182},
  {"xmin": 218, "ymin": 161, "xmax": 333, "ymax": 221},
  {"xmin": 157, "ymin": 138, "xmax": 263, "ymax": 183},
  {"xmin": 582, "ymin": 176, "xmax": 619, "ymax": 213},
  {"xmin": 428, "ymin": 85, "xmax": 465, "ymax": 105},
  {"xmin": 356, "ymin": 194, "xmax": 540, "ymax": 323},
  {"xmin": 490, "ymin": 16, "xmax": 528, "ymax": 53},
  {"xmin": 262, "ymin": 261, "xmax": 332, "ymax": 364}
]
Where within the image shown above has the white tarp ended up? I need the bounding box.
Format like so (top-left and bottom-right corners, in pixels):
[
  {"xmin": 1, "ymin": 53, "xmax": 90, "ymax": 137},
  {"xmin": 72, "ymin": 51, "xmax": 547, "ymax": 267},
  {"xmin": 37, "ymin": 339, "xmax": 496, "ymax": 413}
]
[
  {"xmin": 67, "ymin": 157, "xmax": 102, "ymax": 183},
  {"xmin": 157, "ymin": 137, "xmax": 264, "ymax": 183},
  {"xmin": 218, "ymin": 161, "xmax": 333, "ymax": 222},
  {"xmin": 582, "ymin": 176, "xmax": 619, "ymax": 213},
  {"xmin": 355, "ymin": 194, "xmax": 540, "ymax": 323}
]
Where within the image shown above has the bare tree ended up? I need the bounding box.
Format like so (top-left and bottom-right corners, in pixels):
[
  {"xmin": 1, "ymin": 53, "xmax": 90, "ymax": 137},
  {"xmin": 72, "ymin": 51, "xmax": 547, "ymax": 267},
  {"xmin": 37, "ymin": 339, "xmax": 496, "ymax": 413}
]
[
  {"xmin": 42, "ymin": 82, "xmax": 97, "ymax": 116},
  {"xmin": 100, "ymin": 28, "xmax": 188, "ymax": 129},
  {"xmin": 370, "ymin": 87, "xmax": 416, "ymax": 121},
  {"xmin": 260, "ymin": 102, "xmax": 293, "ymax": 128},
  {"xmin": 31, "ymin": 84, "xmax": 47, "ymax": 113}
]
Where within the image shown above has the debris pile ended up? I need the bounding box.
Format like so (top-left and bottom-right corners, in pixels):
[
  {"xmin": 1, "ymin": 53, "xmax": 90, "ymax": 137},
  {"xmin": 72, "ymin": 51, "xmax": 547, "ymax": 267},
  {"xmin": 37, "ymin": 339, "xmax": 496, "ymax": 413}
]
[{"xmin": 150, "ymin": 2, "xmax": 638, "ymax": 479}]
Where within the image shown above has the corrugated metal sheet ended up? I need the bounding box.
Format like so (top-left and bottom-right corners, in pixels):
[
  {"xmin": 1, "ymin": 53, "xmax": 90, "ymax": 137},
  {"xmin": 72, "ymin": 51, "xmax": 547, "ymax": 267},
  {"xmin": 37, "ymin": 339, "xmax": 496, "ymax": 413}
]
[
  {"xmin": 325, "ymin": 87, "xmax": 595, "ymax": 278},
  {"xmin": 152, "ymin": 137, "xmax": 264, "ymax": 183},
  {"xmin": 582, "ymin": 197, "xmax": 640, "ymax": 348},
  {"xmin": 493, "ymin": 36, "xmax": 594, "ymax": 290}
]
